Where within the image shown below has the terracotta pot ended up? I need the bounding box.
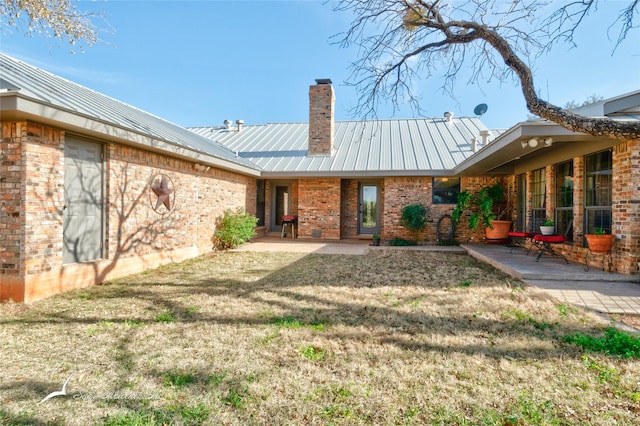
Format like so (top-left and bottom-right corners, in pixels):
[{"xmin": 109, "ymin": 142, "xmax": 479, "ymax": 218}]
[
  {"xmin": 585, "ymin": 234, "xmax": 614, "ymax": 254},
  {"xmin": 485, "ymin": 220, "xmax": 511, "ymax": 240}
]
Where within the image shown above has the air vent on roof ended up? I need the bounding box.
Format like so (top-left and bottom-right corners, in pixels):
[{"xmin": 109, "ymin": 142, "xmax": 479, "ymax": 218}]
[
  {"xmin": 444, "ymin": 111, "xmax": 454, "ymax": 122},
  {"xmin": 224, "ymin": 119, "xmax": 232, "ymax": 130}
]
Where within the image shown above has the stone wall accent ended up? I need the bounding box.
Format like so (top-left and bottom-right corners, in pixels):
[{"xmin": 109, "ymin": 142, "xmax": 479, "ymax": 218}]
[{"xmin": 298, "ymin": 178, "xmax": 341, "ymax": 239}]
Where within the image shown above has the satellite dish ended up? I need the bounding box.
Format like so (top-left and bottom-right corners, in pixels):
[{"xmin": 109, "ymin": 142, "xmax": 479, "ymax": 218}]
[{"xmin": 473, "ymin": 103, "xmax": 488, "ymax": 116}]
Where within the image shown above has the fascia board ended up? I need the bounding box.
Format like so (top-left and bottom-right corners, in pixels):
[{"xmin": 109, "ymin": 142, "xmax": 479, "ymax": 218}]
[
  {"xmin": 260, "ymin": 169, "xmax": 457, "ymax": 179},
  {"xmin": 1, "ymin": 93, "xmax": 261, "ymax": 177}
]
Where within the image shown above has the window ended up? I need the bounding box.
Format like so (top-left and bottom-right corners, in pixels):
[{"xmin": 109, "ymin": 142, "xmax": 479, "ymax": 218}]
[
  {"xmin": 433, "ymin": 177, "xmax": 460, "ymax": 204},
  {"xmin": 555, "ymin": 161, "xmax": 574, "ymax": 241},
  {"xmin": 256, "ymin": 179, "xmax": 266, "ymax": 227},
  {"xmin": 531, "ymin": 168, "xmax": 546, "ymax": 230},
  {"xmin": 584, "ymin": 150, "xmax": 612, "ymax": 236}
]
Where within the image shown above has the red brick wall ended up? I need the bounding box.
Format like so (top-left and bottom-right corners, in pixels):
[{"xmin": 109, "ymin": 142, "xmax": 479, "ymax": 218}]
[
  {"xmin": 298, "ymin": 178, "xmax": 341, "ymax": 239},
  {"xmin": 308, "ymin": 83, "xmax": 334, "ymax": 156},
  {"xmin": 612, "ymin": 140, "xmax": 640, "ymax": 274},
  {"xmin": 0, "ymin": 123, "xmax": 23, "ymax": 279},
  {"xmin": 1, "ymin": 121, "xmax": 256, "ymax": 302},
  {"xmin": 340, "ymin": 179, "xmax": 359, "ymax": 238}
]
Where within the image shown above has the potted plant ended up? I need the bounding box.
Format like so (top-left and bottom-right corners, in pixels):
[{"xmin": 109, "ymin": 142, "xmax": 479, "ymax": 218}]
[
  {"xmin": 372, "ymin": 233, "xmax": 381, "ymax": 246},
  {"xmin": 585, "ymin": 226, "xmax": 614, "ymax": 253},
  {"xmin": 540, "ymin": 218, "xmax": 555, "ymax": 235},
  {"xmin": 451, "ymin": 183, "xmax": 511, "ymax": 240}
]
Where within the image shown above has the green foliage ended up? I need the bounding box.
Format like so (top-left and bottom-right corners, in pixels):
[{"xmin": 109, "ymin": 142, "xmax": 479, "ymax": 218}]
[
  {"xmin": 301, "ymin": 345, "xmax": 326, "ymax": 361},
  {"xmin": 595, "ymin": 225, "xmax": 606, "ymax": 235},
  {"xmin": 155, "ymin": 310, "xmax": 175, "ymax": 323},
  {"xmin": 163, "ymin": 371, "xmax": 196, "ymax": 388},
  {"xmin": 388, "ymin": 237, "xmax": 415, "ymax": 246},
  {"xmin": 399, "ymin": 203, "xmax": 428, "ymax": 242},
  {"xmin": 213, "ymin": 208, "xmax": 258, "ymax": 250},
  {"xmin": 452, "ymin": 183, "xmax": 506, "ymax": 230},
  {"xmin": 564, "ymin": 327, "xmax": 640, "ymax": 358},
  {"xmin": 543, "ymin": 218, "xmax": 554, "ymax": 226}
]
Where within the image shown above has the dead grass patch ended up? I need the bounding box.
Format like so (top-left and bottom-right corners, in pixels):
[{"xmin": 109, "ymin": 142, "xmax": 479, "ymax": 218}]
[{"xmin": 1, "ymin": 250, "xmax": 639, "ymax": 425}]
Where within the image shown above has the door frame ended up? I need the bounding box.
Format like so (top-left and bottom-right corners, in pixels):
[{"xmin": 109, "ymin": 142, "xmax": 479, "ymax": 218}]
[
  {"xmin": 358, "ymin": 181, "xmax": 381, "ymax": 235},
  {"xmin": 269, "ymin": 181, "xmax": 292, "ymax": 232}
]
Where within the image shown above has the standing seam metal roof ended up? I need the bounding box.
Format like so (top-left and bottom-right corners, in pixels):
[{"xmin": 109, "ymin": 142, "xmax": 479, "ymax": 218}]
[
  {"xmin": 189, "ymin": 116, "xmax": 495, "ymax": 175},
  {"xmin": 0, "ymin": 52, "xmax": 258, "ymax": 171}
]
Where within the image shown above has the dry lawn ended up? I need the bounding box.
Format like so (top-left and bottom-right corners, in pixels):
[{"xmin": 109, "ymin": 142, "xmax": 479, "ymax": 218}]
[{"xmin": 1, "ymin": 249, "xmax": 639, "ymax": 425}]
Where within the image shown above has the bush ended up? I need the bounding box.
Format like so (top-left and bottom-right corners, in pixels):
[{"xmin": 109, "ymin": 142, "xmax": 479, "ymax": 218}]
[
  {"xmin": 212, "ymin": 208, "xmax": 258, "ymax": 250},
  {"xmin": 400, "ymin": 203, "xmax": 429, "ymax": 242}
]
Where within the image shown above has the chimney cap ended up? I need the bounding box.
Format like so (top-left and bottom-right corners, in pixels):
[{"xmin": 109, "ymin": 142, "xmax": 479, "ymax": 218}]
[{"xmin": 315, "ymin": 78, "xmax": 332, "ymax": 85}]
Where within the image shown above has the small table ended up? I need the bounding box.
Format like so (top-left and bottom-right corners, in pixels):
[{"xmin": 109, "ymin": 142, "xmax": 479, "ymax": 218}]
[
  {"xmin": 532, "ymin": 234, "xmax": 568, "ymax": 263},
  {"xmin": 281, "ymin": 215, "xmax": 297, "ymax": 239}
]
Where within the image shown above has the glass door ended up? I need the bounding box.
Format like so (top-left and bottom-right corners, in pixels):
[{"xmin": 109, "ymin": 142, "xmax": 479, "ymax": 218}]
[
  {"xmin": 358, "ymin": 183, "xmax": 380, "ymax": 235},
  {"xmin": 271, "ymin": 184, "xmax": 290, "ymax": 230}
]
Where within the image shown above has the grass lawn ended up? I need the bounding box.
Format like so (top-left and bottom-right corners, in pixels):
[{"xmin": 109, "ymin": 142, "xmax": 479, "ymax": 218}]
[{"xmin": 1, "ymin": 249, "xmax": 640, "ymax": 425}]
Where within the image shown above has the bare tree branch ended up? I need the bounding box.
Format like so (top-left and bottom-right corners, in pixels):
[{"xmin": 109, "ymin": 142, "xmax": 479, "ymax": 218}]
[{"xmin": 335, "ymin": 0, "xmax": 640, "ymax": 140}]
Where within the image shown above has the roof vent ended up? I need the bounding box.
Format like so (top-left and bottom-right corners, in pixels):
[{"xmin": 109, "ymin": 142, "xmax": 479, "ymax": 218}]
[
  {"xmin": 444, "ymin": 111, "xmax": 454, "ymax": 122},
  {"xmin": 224, "ymin": 119, "xmax": 233, "ymax": 130},
  {"xmin": 236, "ymin": 119, "xmax": 244, "ymax": 132}
]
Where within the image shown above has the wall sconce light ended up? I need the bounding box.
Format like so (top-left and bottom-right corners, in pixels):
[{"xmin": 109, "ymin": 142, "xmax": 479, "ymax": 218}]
[{"xmin": 543, "ymin": 137, "xmax": 553, "ymax": 146}]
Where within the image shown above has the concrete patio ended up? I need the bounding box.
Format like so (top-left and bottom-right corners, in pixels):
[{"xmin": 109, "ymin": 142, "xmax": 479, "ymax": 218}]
[{"xmin": 235, "ymin": 237, "xmax": 640, "ymax": 316}]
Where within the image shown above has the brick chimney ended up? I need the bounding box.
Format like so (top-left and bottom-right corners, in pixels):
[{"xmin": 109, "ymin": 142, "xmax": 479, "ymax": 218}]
[{"xmin": 308, "ymin": 79, "xmax": 335, "ymax": 156}]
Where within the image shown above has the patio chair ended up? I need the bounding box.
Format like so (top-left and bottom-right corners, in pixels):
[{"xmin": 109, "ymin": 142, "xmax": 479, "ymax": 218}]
[
  {"xmin": 533, "ymin": 219, "xmax": 573, "ymax": 263},
  {"xmin": 507, "ymin": 225, "xmax": 536, "ymax": 254}
]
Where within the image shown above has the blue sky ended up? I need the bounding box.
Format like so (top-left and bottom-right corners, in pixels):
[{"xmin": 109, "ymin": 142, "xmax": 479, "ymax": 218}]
[{"xmin": 1, "ymin": 0, "xmax": 638, "ymax": 130}]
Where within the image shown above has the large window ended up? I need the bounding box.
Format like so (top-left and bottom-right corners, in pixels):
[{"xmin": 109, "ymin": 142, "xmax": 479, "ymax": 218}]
[
  {"xmin": 433, "ymin": 177, "xmax": 460, "ymax": 204},
  {"xmin": 584, "ymin": 150, "xmax": 612, "ymax": 236},
  {"xmin": 555, "ymin": 161, "xmax": 574, "ymax": 241},
  {"xmin": 531, "ymin": 168, "xmax": 546, "ymax": 230}
]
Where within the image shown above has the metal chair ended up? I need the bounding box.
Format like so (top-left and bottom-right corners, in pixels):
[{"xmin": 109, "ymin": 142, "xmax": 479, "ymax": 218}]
[{"xmin": 533, "ymin": 219, "xmax": 573, "ymax": 263}]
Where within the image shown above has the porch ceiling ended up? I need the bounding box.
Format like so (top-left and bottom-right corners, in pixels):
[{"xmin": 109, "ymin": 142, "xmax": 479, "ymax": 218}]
[{"xmin": 454, "ymin": 121, "xmax": 618, "ymax": 176}]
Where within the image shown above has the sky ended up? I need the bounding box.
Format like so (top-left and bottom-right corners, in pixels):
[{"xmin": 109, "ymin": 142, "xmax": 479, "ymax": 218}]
[{"xmin": 1, "ymin": 0, "xmax": 639, "ymax": 131}]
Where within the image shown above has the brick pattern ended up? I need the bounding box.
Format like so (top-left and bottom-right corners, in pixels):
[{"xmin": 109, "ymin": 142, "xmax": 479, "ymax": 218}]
[
  {"xmin": 1, "ymin": 120, "xmax": 256, "ymax": 301},
  {"xmin": 340, "ymin": 179, "xmax": 359, "ymax": 238},
  {"xmin": 298, "ymin": 178, "xmax": 341, "ymax": 239},
  {"xmin": 107, "ymin": 144, "xmax": 255, "ymax": 258},
  {"xmin": 612, "ymin": 140, "xmax": 640, "ymax": 274},
  {"xmin": 308, "ymin": 83, "xmax": 335, "ymax": 156},
  {"xmin": 1, "ymin": 123, "xmax": 24, "ymax": 277}
]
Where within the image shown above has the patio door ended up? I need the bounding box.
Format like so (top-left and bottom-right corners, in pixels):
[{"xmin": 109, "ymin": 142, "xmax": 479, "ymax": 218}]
[
  {"xmin": 358, "ymin": 183, "xmax": 380, "ymax": 235},
  {"xmin": 271, "ymin": 184, "xmax": 290, "ymax": 230}
]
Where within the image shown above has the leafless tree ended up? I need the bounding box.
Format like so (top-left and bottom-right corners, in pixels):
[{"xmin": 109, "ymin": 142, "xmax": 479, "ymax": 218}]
[
  {"xmin": 0, "ymin": 0, "xmax": 102, "ymax": 51},
  {"xmin": 335, "ymin": 0, "xmax": 640, "ymax": 139}
]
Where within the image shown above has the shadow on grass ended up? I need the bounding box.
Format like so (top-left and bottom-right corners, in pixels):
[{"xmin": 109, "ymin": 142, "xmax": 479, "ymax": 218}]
[{"xmin": 0, "ymin": 250, "xmax": 619, "ymax": 423}]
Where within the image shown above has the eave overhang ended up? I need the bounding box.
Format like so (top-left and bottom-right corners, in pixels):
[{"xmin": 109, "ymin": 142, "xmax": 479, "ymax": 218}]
[
  {"xmin": 454, "ymin": 121, "xmax": 619, "ymax": 176},
  {"xmin": 0, "ymin": 92, "xmax": 261, "ymax": 177}
]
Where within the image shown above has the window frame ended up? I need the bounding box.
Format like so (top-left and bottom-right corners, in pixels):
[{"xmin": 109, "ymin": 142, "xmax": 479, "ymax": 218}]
[
  {"xmin": 584, "ymin": 150, "xmax": 613, "ymax": 238},
  {"xmin": 432, "ymin": 177, "xmax": 461, "ymax": 205}
]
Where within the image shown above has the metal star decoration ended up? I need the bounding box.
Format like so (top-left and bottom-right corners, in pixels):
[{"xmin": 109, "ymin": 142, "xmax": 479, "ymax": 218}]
[{"xmin": 150, "ymin": 174, "xmax": 174, "ymax": 212}]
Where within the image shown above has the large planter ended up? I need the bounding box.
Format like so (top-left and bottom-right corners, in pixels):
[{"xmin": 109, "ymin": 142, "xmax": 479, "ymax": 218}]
[
  {"xmin": 485, "ymin": 220, "xmax": 512, "ymax": 240},
  {"xmin": 585, "ymin": 234, "xmax": 614, "ymax": 254},
  {"xmin": 539, "ymin": 225, "xmax": 555, "ymax": 235}
]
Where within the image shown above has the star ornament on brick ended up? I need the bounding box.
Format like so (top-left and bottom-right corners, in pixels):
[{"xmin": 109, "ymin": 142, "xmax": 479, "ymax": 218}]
[{"xmin": 150, "ymin": 174, "xmax": 175, "ymax": 213}]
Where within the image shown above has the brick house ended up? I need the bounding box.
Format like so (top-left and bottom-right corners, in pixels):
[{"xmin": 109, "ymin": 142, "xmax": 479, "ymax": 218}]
[{"xmin": 1, "ymin": 53, "xmax": 638, "ymax": 302}]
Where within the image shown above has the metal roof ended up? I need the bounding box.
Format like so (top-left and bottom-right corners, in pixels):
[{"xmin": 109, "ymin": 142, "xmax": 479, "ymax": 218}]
[
  {"xmin": 0, "ymin": 52, "xmax": 259, "ymax": 173},
  {"xmin": 190, "ymin": 117, "xmax": 499, "ymax": 177}
]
